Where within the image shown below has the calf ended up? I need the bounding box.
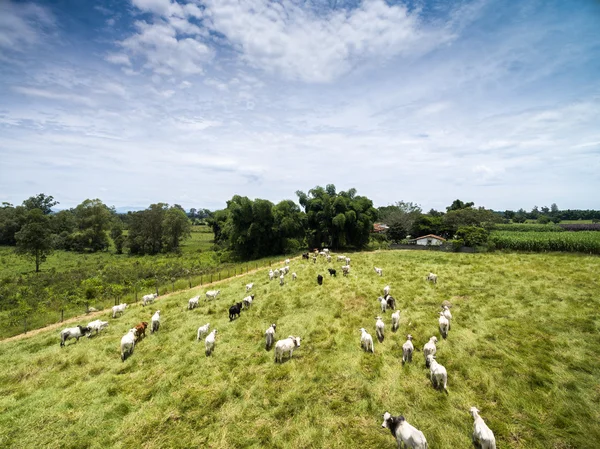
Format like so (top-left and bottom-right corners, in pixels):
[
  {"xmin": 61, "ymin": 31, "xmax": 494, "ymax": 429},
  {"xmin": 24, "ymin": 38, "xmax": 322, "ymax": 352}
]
[
  {"xmin": 229, "ymin": 302, "xmax": 243, "ymax": 321},
  {"xmin": 205, "ymin": 290, "xmax": 220, "ymax": 301},
  {"xmin": 317, "ymin": 274, "xmax": 324, "ymax": 285},
  {"xmin": 470, "ymin": 407, "xmax": 496, "ymax": 449},
  {"xmin": 328, "ymin": 268, "xmax": 337, "ymax": 277},
  {"xmin": 245, "ymin": 283, "xmax": 254, "ymax": 292},
  {"xmin": 60, "ymin": 325, "xmax": 91, "ymax": 347},
  {"xmin": 385, "ymin": 295, "xmax": 396, "ymax": 310},
  {"xmin": 302, "ymin": 252, "xmax": 310, "ymax": 260},
  {"xmin": 205, "ymin": 329, "xmax": 217, "ymax": 356},
  {"xmin": 196, "ymin": 323, "xmax": 210, "ymax": 341},
  {"xmin": 402, "ymin": 334, "xmax": 414, "ymax": 364}
]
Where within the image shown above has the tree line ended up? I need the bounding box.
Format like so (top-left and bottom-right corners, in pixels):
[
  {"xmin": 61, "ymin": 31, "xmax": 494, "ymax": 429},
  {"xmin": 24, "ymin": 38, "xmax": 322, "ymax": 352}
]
[{"xmin": 0, "ymin": 194, "xmax": 193, "ymax": 271}]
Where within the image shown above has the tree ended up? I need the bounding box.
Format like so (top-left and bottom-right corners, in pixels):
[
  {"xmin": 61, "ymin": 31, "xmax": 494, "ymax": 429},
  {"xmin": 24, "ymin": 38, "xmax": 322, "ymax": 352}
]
[
  {"xmin": 446, "ymin": 199, "xmax": 474, "ymax": 212},
  {"xmin": 377, "ymin": 201, "xmax": 422, "ymax": 242},
  {"xmin": 513, "ymin": 208, "xmax": 527, "ymax": 223},
  {"xmin": 0, "ymin": 204, "xmax": 27, "ymax": 245},
  {"xmin": 297, "ymin": 185, "xmax": 377, "ymax": 249},
  {"xmin": 22, "ymin": 193, "xmax": 58, "ymax": 215},
  {"xmin": 71, "ymin": 199, "xmax": 113, "ymax": 252},
  {"xmin": 456, "ymin": 226, "xmax": 489, "ymax": 247},
  {"xmin": 163, "ymin": 207, "xmax": 192, "ymax": 252},
  {"xmin": 15, "ymin": 209, "xmax": 54, "ymax": 272}
]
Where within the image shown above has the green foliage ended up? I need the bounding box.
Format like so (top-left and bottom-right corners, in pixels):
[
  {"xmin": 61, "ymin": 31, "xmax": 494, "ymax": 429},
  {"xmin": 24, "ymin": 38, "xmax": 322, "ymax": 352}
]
[
  {"xmin": 69, "ymin": 199, "xmax": 113, "ymax": 252},
  {"xmin": 446, "ymin": 199, "xmax": 475, "ymax": 211},
  {"xmin": 14, "ymin": 209, "xmax": 54, "ymax": 272},
  {"xmin": 490, "ymin": 231, "xmax": 600, "ymax": 253},
  {"xmin": 456, "ymin": 226, "xmax": 490, "ymax": 247},
  {"xmin": 0, "ymin": 251, "xmax": 599, "ymax": 449},
  {"xmin": 127, "ymin": 204, "xmax": 191, "ymax": 255},
  {"xmin": 297, "ymin": 184, "xmax": 377, "ymax": 249},
  {"xmin": 22, "ymin": 193, "xmax": 58, "ymax": 215},
  {"xmin": 378, "ymin": 201, "xmax": 422, "ymax": 242},
  {"xmin": 537, "ymin": 215, "xmax": 551, "ymax": 224}
]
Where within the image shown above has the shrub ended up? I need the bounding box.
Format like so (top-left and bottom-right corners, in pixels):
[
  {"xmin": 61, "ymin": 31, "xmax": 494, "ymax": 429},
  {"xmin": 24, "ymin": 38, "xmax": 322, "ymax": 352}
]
[{"xmin": 456, "ymin": 226, "xmax": 489, "ymax": 247}]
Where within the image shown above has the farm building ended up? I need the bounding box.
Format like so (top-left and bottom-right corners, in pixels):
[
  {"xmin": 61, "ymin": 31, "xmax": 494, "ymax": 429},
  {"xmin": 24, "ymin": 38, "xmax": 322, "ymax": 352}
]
[
  {"xmin": 410, "ymin": 234, "xmax": 446, "ymax": 246},
  {"xmin": 372, "ymin": 223, "xmax": 389, "ymax": 233}
]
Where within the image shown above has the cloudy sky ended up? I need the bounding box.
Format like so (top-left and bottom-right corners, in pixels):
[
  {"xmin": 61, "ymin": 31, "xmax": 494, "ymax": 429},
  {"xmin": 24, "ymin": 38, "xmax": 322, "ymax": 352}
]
[{"xmin": 1, "ymin": 0, "xmax": 599, "ymax": 212}]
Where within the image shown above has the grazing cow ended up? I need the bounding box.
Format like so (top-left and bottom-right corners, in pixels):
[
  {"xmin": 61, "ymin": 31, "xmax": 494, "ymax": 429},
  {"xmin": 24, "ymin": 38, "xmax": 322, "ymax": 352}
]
[
  {"xmin": 229, "ymin": 302, "xmax": 243, "ymax": 321},
  {"xmin": 274, "ymin": 336, "xmax": 301, "ymax": 363},
  {"xmin": 243, "ymin": 295, "xmax": 255, "ymax": 309},
  {"xmin": 245, "ymin": 283, "xmax": 254, "ymax": 292},
  {"xmin": 188, "ymin": 296, "xmax": 200, "ymax": 310},
  {"xmin": 470, "ymin": 407, "xmax": 496, "ymax": 449},
  {"xmin": 205, "ymin": 329, "xmax": 217, "ymax": 356},
  {"xmin": 292, "ymin": 272, "xmax": 297, "ymax": 280},
  {"xmin": 197, "ymin": 323, "xmax": 210, "ymax": 341},
  {"xmin": 60, "ymin": 325, "xmax": 91, "ymax": 347},
  {"xmin": 151, "ymin": 310, "xmax": 160, "ymax": 334},
  {"xmin": 302, "ymin": 252, "xmax": 310, "ymax": 260},
  {"xmin": 120, "ymin": 329, "xmax": 137, "ymax": 362},
  {"xmin": 381, "ymin": 412, "xmax": 428, "ymax": 449},
  {"xmin": 142, "ymin": 292, "xmax": 158, "ymax": 307},
  {"xmin": 426, "ymin": 272, "xmax": 437, "ymax": 284},
  {"xmin": 111, "ymin": 303, "xmax": 127, "ymax": 319},
  {"xmin": 265, "ymin": 323, "xmax": 277, "ymax": 350},
  {"xmin": 317, "ymin": 274, "xmax": 324, "ymax": 285},
  {"xmin": 402, "ymin": 335, "xmax": 414, "ymax": 364},
  {"xmin": 86, "ymin": 320, "xmax": 109, "ymax": 337},
  {"xmin": 328, "ymin": 268, "xmax": 337, "ymax": 277},
  {"xmin": 134, "ymin": 321, "xmax": 148, "ymax": 341},
  {"xmin": 342, "ymin": 265, "xmax": 350, "ymax": 276},
  {"xmin": 205, "ymin": 290, "xmax": 220, "ymax": 301},
  {"xmin": 385, "ymin": 295, "xmax": 396, "ymax": 310}
]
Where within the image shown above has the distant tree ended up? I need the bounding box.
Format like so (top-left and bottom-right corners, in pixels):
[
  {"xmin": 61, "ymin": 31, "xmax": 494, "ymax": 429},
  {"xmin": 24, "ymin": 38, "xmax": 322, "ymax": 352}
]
[
  {"xmin": 530, "ymin": 206, "xmax": 540, "ymax": 219},
  {"xmin": 22, "ymin": 193, "xmax": 58, "ymax": 215},
  {"xmin": 110, "ymin": 219, "xmax": 125, "ymax": 254},
  {"xmin": 163, "ymin": 207, "xmax": 192, "ymax": 252},
  {"xmin": 272, "ymin": 200, "xmax": 306, "ymax": 253},
  {"xmin": 537, "ymin": 215, "xmax": 551, "ymax": 224},
  {"xmin": 551, "ymin": 203, "xmax": 559, "ymax": 214},
  {"xmin": 71, "ymin": 199, "xmax": 112, "ymax": 252},
  {"xmin": 172, "ymin": 204, "xmax": 186, "ymax": 213},
  {"xmin": 188, "ymin": 208, "xmax": 197, "ymax": 219},
  {"xmin": 0, "ymin": 204, "xmax": 27, "ymax": 245},
  {"xmin": 428, "ymin": 208, "xmax": 444, "ymax": 217},
  {"xmin": 127, "ymin": 203, "xmax": 168, "ymax": 255},
  {"xmin": 15, "ymin": 209, "xmax": 54, "ymax": 272},
  {"xmin": 503, "ymin": 210, "xmax": 515, "ymax": 220},
  {"xmin": 513, "ymin": 209, "xmax": 528, "ymax": 223},
  {"xmin": 541, "ymin": 206, "xmax": 550, "ymax": 215},
  {"xmin": 378, "ymin": 201, "xmax": 422, "ymax": 243},
  {"xmin": 443, "ymin": 207, "xmax": 502, "ymax": 235},
  {"xmin": 446, "ymin": 199, "xmax": 474, "ymax": 212}
]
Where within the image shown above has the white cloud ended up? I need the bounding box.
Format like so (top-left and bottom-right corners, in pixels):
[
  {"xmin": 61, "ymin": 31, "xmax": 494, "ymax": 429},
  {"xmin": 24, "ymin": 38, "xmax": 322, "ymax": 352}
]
[
  {"xmin": 12, "ymin": 86, "xmax": 95, "ymax": 106},
  {"xmin": 0, "ymin": 1, "xmax": 54, "ymax": 51},
  {"xmin": 203, "ymin": 0, "xmax": 453, "ymax": 82}
]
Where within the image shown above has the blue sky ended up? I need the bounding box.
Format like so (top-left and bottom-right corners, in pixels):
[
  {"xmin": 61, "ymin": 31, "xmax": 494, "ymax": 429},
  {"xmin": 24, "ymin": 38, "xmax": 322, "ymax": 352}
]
[{"xmin": 1, "ymin": 0, "xmax": 599, "ymax": 212}]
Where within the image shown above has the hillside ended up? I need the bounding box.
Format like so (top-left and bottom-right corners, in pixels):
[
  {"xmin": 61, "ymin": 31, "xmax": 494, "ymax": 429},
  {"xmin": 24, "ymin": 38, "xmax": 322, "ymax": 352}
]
[{"xmin": 1, "ymin": 251, "xmax": 599, "ymax": 448}]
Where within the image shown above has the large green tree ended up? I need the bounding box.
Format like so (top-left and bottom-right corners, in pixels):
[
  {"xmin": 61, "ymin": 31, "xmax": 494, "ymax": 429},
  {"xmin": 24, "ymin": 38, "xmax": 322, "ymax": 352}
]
[
  {"xmin": 296, "ymin": 184, "xmax": 377, "ymax": 249},
  {"xmin": 71, "ymin": 199, "xmax": 113, "ymax": 252},
  {"xmin": 163, "ymin": 207, "xmax": 192, "ymax": 252},
  {"xmin": 22, "ymin": 193, "xmax": 58, "ymax": 215},
  {"xmin": 378, "ymin": 201, "xmax": 422, "ymax": 242},
  {"xmin": 15, "ymin": 209, "xmax": 54, "ymax": 272}
]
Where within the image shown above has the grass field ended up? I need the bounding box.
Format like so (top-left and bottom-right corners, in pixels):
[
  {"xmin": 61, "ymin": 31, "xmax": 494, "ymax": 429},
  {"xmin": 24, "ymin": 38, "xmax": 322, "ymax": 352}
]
[
  {"xmin": 0, "ymin": 226, "xmax": 215, "ymax": 278},
  {"xmin": 0, "ymin": 251, "xmax": 599, "ymax": 448}
]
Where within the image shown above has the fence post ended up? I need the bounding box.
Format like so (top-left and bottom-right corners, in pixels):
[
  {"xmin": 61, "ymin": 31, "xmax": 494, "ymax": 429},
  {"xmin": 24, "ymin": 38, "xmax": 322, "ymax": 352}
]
[
  {"xmin": 201, "ymin": 274, "xmax": 203, "ymax": 286},
  {"xmin": 188, "ymin": 276, "xmax": 192, "ymax": 289},
  {"xmin": 24, "ymin": 318, "xmax": 27, "ymax": 334},
  {"xmin": 210, "ymin": 274, "xmax": 213, "ymax": 283},
  {"xmin": 218, "ymin": 271, "xmax": 221, "ymax": 281},
  {"xmin": 61, "ymin": 309, "xmax": 64, "ymax": 323}
]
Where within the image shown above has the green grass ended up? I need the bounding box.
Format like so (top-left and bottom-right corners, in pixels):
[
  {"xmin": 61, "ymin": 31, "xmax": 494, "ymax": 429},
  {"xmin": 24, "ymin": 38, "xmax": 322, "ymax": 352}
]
[
  {"xmin": 0, "ymin": 226, "xmax": 215, "ymax": 277},
  {"xmin": 0, "ymin": 251, "xmax": 599, "ymax": 448}
]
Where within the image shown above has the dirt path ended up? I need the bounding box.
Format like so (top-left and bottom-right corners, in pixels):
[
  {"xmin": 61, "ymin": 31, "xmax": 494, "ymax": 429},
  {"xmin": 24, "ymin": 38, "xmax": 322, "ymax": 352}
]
[{"xmin": 1, "ymin": 257, "xmax": 295, "ymax": 343}]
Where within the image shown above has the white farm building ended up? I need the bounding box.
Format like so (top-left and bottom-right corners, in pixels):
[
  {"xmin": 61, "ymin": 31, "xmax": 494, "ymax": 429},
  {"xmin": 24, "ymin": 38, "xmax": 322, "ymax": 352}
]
[{"xmin": 410, "ymin": 234, "xmax": 446, "ymax": 246}]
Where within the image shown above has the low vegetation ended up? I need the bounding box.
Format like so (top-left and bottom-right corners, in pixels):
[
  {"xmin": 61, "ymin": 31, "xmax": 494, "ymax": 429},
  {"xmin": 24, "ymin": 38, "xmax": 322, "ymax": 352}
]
[
  {"xmin": 490, "ymin": 231, "xmax": 600, "ymax": 254},
  {"xmin": 0, "ymin": 251, "xmax": 598, "ymax": 448}
]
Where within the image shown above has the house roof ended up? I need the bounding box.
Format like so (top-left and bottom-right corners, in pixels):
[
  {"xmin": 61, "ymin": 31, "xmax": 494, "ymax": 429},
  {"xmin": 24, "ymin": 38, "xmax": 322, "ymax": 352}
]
[
  {"xmin": 411, "ymin": 234, "xmax": 446, "ymax": 241},
  {"xmin": 372, "ymin": 223, "xmax": 389, "ymax": 232}
]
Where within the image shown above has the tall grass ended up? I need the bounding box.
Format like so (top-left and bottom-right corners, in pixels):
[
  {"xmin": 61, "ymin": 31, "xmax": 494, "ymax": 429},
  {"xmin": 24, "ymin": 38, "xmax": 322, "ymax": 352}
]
[
  {"xmin": 0, "ymin": 251, "xmax": 599, "ymax": 448},
  {"xmin": 490, "ymin": 231, "xmax": 600, "ymax": 254}
]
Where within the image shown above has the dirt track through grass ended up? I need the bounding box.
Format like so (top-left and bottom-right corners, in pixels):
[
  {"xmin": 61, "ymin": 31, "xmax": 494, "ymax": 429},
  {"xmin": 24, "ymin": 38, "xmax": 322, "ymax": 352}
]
[{"xmin": 0, "ymin": 251, "xmax": 599, "ymax": 448}]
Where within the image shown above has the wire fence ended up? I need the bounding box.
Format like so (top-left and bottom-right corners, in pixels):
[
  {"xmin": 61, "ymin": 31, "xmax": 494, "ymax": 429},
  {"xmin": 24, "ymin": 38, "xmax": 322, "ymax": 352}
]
[{"xmin": 2, "ymin": 258, "xmax": 281, "ymax": 340}]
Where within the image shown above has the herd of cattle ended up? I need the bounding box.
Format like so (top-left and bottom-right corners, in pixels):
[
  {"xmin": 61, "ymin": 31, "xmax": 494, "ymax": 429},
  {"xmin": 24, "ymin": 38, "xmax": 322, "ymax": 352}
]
[{"xmin": 58, "ymin": 248, "xmax": 496, "ymax": 449}]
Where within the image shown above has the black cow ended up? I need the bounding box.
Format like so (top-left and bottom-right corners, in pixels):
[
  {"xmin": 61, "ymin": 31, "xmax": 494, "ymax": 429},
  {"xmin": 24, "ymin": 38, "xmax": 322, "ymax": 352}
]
[
  {"xmin": 229, "ymin": 302, "xmax": 243, "ymax": 321},
  {"xmin": 385, "ymin": 295, "xmax": 396, "ymax": 310},
  {"xmin": 328, "ymin": 268, "xmax": 337, "ymax": 277},
  {"xmin": 317, "ymin": 274, "xmax": 323, "ymax": 285},
  {"xmin": 302, "ymin": 253, "xmax": 310, "ymax": 260}
]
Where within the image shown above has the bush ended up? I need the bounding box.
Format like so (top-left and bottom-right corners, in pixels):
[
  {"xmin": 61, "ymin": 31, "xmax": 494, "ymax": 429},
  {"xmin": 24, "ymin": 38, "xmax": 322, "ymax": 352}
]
[{"xmin": 455, "ymin": 226, "xmax": 489, "ymax": 247}]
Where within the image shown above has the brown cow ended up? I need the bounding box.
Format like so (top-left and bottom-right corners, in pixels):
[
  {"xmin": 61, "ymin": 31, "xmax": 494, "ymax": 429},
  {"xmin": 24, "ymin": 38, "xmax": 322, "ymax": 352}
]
[{"xmin": 134, "ymin": 322, "xmax": 148, "ymax": 341}]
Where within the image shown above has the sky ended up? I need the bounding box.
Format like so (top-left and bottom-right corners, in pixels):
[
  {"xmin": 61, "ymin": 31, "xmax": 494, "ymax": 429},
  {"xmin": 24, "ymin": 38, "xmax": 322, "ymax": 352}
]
[{"xmin": 0, "ymin": 0, "xmax": 599, "ymax": 213}]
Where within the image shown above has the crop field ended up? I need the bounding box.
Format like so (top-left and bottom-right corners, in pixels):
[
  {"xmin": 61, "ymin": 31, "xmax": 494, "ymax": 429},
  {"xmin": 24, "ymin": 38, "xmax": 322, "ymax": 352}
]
[
  {"xmin": 0, "ymin": 251, "xmax": 599, "ymax": 448},
  {"xmin": 490, "ymin": 231, "xmax": 600, "ymax": 254}
]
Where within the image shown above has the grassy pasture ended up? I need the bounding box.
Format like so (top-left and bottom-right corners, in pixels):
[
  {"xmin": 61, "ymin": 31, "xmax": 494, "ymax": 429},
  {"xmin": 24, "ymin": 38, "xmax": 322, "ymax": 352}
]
[{"xmin": 0, "ymin": 251, "xmax": 599, "ymax": 448}]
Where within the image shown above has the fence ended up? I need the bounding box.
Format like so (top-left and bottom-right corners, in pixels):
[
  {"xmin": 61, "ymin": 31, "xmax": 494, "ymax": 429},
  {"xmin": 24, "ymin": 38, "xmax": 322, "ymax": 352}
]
[
  {"xmin": 2, "ymin": 258, "xmax": 281, "ymax": 340},
  {"xmin": 389, "ymin": 244, "xmax": 476, "ymax": 253}
]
